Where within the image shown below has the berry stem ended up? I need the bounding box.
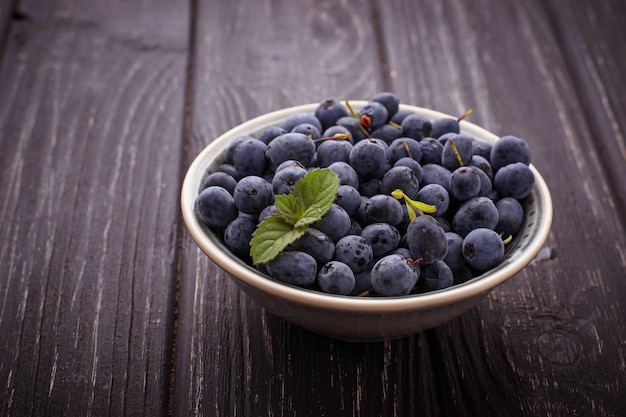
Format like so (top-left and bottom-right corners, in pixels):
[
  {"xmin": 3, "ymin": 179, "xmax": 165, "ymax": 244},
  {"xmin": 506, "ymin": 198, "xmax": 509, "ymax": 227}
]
[
  {"xmin": 457, "ymin": 108, "xmax": 474, "ymax": 121},
  {"xmin": 345, "ymin": 99, "xmax": 358, "ymax": 118},
  {"xmin": 448, "ymin": 139, "xmax": 465, "ymax": 167},
  {"xmin": 388, "ymin": 120, "xmax": 401, "ymax": 129},
  {"xmin": 391, "ymin": 189, "xmax": 437, "ymax": 221}
]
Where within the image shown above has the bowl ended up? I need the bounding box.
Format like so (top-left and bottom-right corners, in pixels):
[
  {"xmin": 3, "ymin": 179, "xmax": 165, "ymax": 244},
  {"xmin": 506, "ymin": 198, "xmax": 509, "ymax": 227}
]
[{"xmin": 181, "ymin": 101, "xmax": 553, "ymax": 342}]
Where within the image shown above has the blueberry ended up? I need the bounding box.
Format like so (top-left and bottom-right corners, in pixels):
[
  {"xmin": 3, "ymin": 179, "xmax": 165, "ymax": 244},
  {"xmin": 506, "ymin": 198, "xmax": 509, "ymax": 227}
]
[
  {"xmin": 443, "ymin": 232, "xmax": 465, "ymax": 271},
  {"xmin": 469, "ymin": 165, "xmax": 494, "ymax": 197},
  {"xmin": 232, "ymin": 138, "xmax": 268, "ymax": 177},
  {"xmin": 382, "ymin": 165, "xmax": 420, "ymax": 199},
  {"xmin": 416, "ymin": 183, "xmax": 450, "ymax": 216},
  {"xmin": 266, "ymin": 132, "xmax": 316, "ymax": 169},
  {"xmin": 418, "ymin": 261, "xmax": 454, "ymax": 292},
  {"xmin": 313, "ymin": 204, "xmax": 352, "ymax": 242},
  {"xmin": 271, "ymin": 164, "xmax": 307, "ymax": 195},
  {"xmin": 335, "ymin": 185, "xmax": 361, "ymax": 216},
  {"xmin": 291, "ymin": 123, "xmax": 321, "ymax": 140},
  {"xmin": 472, "ymin": 140, "xmax": 493, "ymax": 161},
  {"xmin": 449, "ymin": 166, "xmax": 481, "ymax": 202},
  {"xmin": 371, "ymin": 254, "xmax": 419, "ymax": 296},
  {"xmin": 266, "ymin": 251, "xmax": 318, "ymax": 287},
  {"xmin": 314, "ymin": 99, "xmax": 349, "ymax": 130},
  {"xmin": 452, "ymin": 265, "xmax": 474, "ymax": 284},
  {"xmin": 317, "ymin": 261, "xmax": 355, "ymax": 295},
  {"xmin": 495, "ymin": 197, "xmax": 525, "ymax": 237},
  {"xmin": 441, "ymin": 134, "xmax": 473, "ymax": 170},
  {"xmin": 493, "ymin": 162, "xmax": 535, "ymax": 199},
  {"xmin": 390, "ymin": 109, "xmax": 416, "ymax": 125},
  {"xmin": 348, "ymin": 218, "xmax": 363, "ymax": 235},
  {"xmin": 350, "ymin": 270, "xmax": 373, "ymax": 296},
  {"xmin": 386, "ymin": 137, "xmax": 422, "ymax": 165},
  {"xmin": 452, "ymin": 196, "xmax": 499, "ymax": 237},
  {"xmin": 258, "ymin": 204, "xmax": 279, "ymax": 223},
  {"xmin": 217, "ymin": 163, "xmax": 241, "ymax": 181},
  {"xmin": 275, "ymin": 159, "xmax": 306, "ymax": 172},
  {"xmin": 281, "ymin": 112, "xmax": 322, "ymax": 133},
  {"xmin": 371, "ymin": 124, "xmax": 402, "ymax": 144},
  {"xmin": 200, "ymin": 171, "xmax": 238, "ymax": 195},
  {"xmin": 370, "ymin": 92, "xmax": 400, "ymax": 118},
  {"xmin": 490, "ymin": 135, "xmax": 531, "ymax": 172},
  {"xmin": 470, "ymin": 155, "xmax": 494, "ymax": 180},
  {"xmin": 289, "ymin": 228, "xmax": 335, "ymax": 265},
  {"xmin": 224, "ymin": 136, "xmax": 251, "ymax": 165},
  {"xmin": 223, "ymin": 215, "xmax": 258, "ymax": 263},
  {"xmin": 358, "ymin": 178, "xmax": 382, "ymax": 198},
  {"xmin": 336, "ymin": 116, "xmax": 368, "ymax": 142},
  {"xmin": 257, "ymin": 126, "xmax": 287, "ymax": 145},
  {"xmin": 321, "ymin": 125, "xmax": 353, "ymax": 144},
  {"xmin": 349, "ymin": 138, "xmax": 387, "ymax": 180},
  {"xmin": 359, "ymin": 101, "xmax": 389, "ymax": 130},
  {"xmin": 419, "ymin": 138, "xmax": 445, "ymax": 165},
  {"xmin": 393, "ymin": 157, "xmax": 424, "ymax": 183},
  {"xmin": 364, "ymin": 194, "xmax": 404, "ymax": 225},
  {"xmin": 195, "ymin": 186, "xmax": 239, "ymax": 232},
  {"xmin": 462, "ymin": 228, "xmax": 505, "ymax": 271},
  {"xmin": 406, "ymin": 215, "xmax": 448, "ymax": 264},
  {"xmin": 361, "ymin": 223, "xmax": 401, "ymax": 256},
  {"xmin": 233, "ymin": 176, "xmax": 274, "ymax": 214},
  {"xmin": 421, "ymin": 164, "xmax": 452, "ymax": 191},
  {"xmin": 316, "ymin": 139, "xmax": 353, "ymax": 167},
  {"xmin": 401, "ymin": 114, "xmax": 432, "ymax": 140},
  {"xmin": 328, "ymin": 161, "xmax": 360, "ymax": 188},
  {"xmin": 334, "ymin": 235, "xmax": 374, "ymax": 274},
  {"xmin": 431, "ymin": 117, "xmax": 460, "ymax": 138}
]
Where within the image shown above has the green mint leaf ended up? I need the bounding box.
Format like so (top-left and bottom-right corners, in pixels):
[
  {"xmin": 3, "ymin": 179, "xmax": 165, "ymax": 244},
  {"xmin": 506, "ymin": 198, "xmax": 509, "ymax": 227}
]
[
  {"xmin": 291, "ymin": 168, "xmax": 340, "ymax": 219},
  {"xmin": 294, "ymin": 204, "xmax": 323, "ymax": 228},
  {"xmin": 274, "ymin": 194, "xmax": 304, "ymax": 225},
  {"xmin": 249, "ymin": 168, "xmax": 340, "ymax": 265},
  {"xmin": 250, "ymin": 215, "xmax": 308, "ymax": 264}
]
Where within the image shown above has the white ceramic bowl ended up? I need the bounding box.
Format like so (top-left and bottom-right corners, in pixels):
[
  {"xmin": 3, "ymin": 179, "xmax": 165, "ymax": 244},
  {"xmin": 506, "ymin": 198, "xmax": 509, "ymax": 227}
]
[{"xmin": 181, "ymin": 101, "xmax": 553, "ymax": 342}]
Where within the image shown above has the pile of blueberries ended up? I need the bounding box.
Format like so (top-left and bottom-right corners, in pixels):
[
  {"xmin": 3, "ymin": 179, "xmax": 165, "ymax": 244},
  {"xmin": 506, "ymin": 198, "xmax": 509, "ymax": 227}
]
[{"xmin": 195, "ymin": 92, "xmax": 535, "ymax": 297}]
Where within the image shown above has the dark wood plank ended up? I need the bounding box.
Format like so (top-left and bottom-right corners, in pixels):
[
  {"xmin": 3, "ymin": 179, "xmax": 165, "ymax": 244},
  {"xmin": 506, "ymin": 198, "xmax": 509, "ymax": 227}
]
[
  {"xmin": 378, "ymin": 0, "xmax": 626, "ymax": 416},
  {"xmin": 544, "ymin": 0, "xmax": 626, "ymax": 217},
  {"xmin": 175, "ymin": 0, "xmax": 398, "ymax": 416},
  {"xmin": 0, "ymin": 0, "xmax": 17, "ymax": 57},
  {"xmin": 0, "ymin": 1, "xmax": 188, "ymax": 415}
]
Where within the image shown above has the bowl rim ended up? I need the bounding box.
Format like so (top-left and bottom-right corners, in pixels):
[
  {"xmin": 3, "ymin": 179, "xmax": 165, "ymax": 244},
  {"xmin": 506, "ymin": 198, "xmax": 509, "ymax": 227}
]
[{"xmin": 181, "ymin": 101, "xmax": 553, "ymax": 313}]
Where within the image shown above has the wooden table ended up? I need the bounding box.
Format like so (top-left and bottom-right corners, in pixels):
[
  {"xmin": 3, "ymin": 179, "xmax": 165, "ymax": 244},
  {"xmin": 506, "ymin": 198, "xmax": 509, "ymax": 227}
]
[{"xmin": 1, "ymin": 0, "xmax": 625, "ymax": 415}]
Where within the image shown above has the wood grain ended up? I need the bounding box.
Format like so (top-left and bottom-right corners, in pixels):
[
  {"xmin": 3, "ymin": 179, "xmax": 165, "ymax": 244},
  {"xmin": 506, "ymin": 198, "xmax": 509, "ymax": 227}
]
[
  {"xmin": 0, "ymin": 0, "xmax": 624, "ymax": 416},
  {"xmin": 0, "ymin": 0, "xmax": 17, "ymax": 57},
  {"xmin": 544, "ymin": 0, "xmax": 626, "ymax": 216},
  {"xmin": 379, "ymin": 0, "xmax": 626, "ymax": 415},
  {"xmin": 0, "ymin": 1, "xmax": 188, "ymax": 415}
]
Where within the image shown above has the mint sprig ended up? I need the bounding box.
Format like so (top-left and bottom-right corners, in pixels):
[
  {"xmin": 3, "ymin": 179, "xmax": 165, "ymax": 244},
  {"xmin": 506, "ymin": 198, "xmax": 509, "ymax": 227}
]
[{"xmin": 250, "ymin": 168, "xmax": 340, "ymax": 265}]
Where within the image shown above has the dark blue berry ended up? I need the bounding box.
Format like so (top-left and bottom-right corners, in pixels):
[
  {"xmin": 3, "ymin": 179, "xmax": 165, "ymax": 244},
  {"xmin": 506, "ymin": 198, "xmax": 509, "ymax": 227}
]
[
  {"xmin": 406, "ymin": 215, "xmax": 448, "ymax": 264},
  {"xmin": 371, "ymin": 254, "xmax": 419, "ymax": 296},
  {"xmin": 314, "ymin": 99, "xmax": 349, "ymax": 130},
  {"xmin": 195, "ymin": 186, "xmax": 238, "ymax": 232},
  {"xmin": 233, "ymin": 176, "xmax": 274, "ymax": 214},
  {"xmin": 317, "ymin": 261, "xmax": 355, "ymax": 295},
  {"xmin": 266, "ymin": 251, "xmax": 318, "ymax": 286},
  {"xmin": 490, "ymin": 135, "xmax": 531, "ymax": 172},
  {"xmin": 361, "ymin": 223, "xmax": 401, "ymax": 256},
  {"xmin": 462, "ymin": 228, "xmax": 505, "ymax": 271},
  {"xmin": 452, "ymin": 197, "xmax": 499, "ymax": 237},
  {"xmin": 493, "ymin": 162, "xmax": 534, "ymax": 199},
  {"xmin": 334, "ymin": 235, "xmax": 374, "ymax": 274}
]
